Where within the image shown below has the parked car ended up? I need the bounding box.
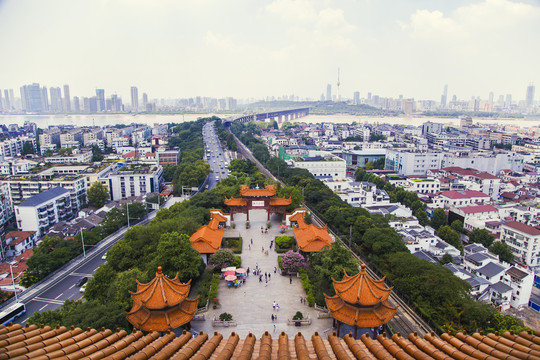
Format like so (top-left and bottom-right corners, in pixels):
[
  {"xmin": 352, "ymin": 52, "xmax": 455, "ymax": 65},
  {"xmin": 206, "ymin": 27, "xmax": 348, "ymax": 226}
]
[
  {"xmin": 76, "ymin": 277, "xmax": 88, "ymax": 287},
  {"xmin": 79, "ymin": 283, "xmax": 87, "ymax": 293}
]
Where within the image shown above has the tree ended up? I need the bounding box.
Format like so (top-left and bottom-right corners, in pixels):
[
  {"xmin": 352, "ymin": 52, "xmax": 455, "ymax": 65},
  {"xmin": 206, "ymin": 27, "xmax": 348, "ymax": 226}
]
[
  {"xmin": 209, "ymin": 249, "xmax": 237, "ymax": 270},
  {"xmin": 149, "ymin": 232, "xmax": 203, "ymax": 282},
  {"xmin": 468, "ymin": 228, "xmax": 495, "ymax": 248},
  {"xmin": 87, "ymin": 182, "xmax": 109, "ymax": 208},
  {"xmin": 431, "ymin": 208, "xmax": 447, "ymax": 230},
  {"xmin": 437, "ymin": 226, "xmax": 462, "ymax": 250},
  {"xmin": 21, "ymin": 141, "xmax": 35, "ymax": 155},
  {"xmin": 490, "ymin": 241, "xmax": 514, "ymax": 263},
  {"xmin": 450, "ymin": 220, "xmax": 464, "ymax": 234},
  {"xmin": 91, "ymin": 145, "xmax": 104, "ymax": 162},
  {"xmin": 361, "ymin": 228, "xmax": 408, "ymax": 257},
  {"xmin": 281, "ymin": 251, "xmax": 306, "ymax": 273},
  {"xmin": 441, "ymin": 253, "xmax": 454, "ymax": 264},
  {"xmin": 277, "ymin": 186, "xmax": 304, "ymax": 212}
]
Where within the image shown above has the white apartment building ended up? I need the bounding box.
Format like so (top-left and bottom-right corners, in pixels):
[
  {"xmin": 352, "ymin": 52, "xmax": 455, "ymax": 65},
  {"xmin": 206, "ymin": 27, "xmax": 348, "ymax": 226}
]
[
  {"xmin": 441, "ymin": 152, "xmax": 524, "ymax": 175},
  {"xmin": 60, "ymin": 129, "xmax": 83, "ymax": 148},
  {"xmin": 504, "ymin": 267, "xmax": 534, "ymax": 309},
  {"xmin": 500, "ymin": 221, "xmax": 540, "ymax": 271},
  {"xmin": 0, "ymin": 159, "xmax": 34, "ymax": 175},
  {"xmin": 432, "ymin": 190, "xmax": 490, "ymax": 209},
  {"xmin": 2, "ymin": 231, "xmax": 37, "ymax": 260},
  {"xmin": 385, "ymin": 150, "xmax": 444, "ymax": 176},
  {"xmin": 291, "ymin": 152, "xmax": 346, "ymax": 180},
  {"xmin": 0, "ymin": 182, "xmax": 13, "ymax": 231},
  {"xmin": 98, "ymin": 163, "xmax": 163, "ymax": 200},
  {"xmin": 14, "ymin": 186, "xmax": 74, "ymax": 238},
  {"xmin": 4, "ymin": 169, "xmax": 87, "ymax": 210},
  {"xmin": 111, "ymin": 137, "xmax": 130, "ymax": 151},
  {"xmin": 38, "ymin": 128, "xmax": 61, "ymax": 149},
  {"xmin": 404, "ymin": 178, "xmax": 440, "ymax": 194},
  {"xmin": 350, "ymin": 127, "xmax": 371, "ymax": 142},
  {"xmin": 448, "ymin": 205, "xmax": 500, "ymax": 231},
  {"xmin": 44, "ymin": 150, "xmax": 92, "ymax": 164},
  {"xmin": 83, "ymin": 129, "xmax": 103, "ymax": 146},
  {"xmin": 0, "ymin": 137, "xmax": 35, "ymax": 158}
]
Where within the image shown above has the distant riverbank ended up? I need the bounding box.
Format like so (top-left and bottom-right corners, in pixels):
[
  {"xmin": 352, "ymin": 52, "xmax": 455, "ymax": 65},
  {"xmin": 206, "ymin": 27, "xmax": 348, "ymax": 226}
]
[{"xmin": 1, "ymin": 112, "xmax": 538, "ymax": 129}]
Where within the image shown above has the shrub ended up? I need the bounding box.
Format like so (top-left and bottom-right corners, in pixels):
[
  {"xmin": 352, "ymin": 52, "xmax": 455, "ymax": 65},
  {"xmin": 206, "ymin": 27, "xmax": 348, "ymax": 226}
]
[
  {"xmin": 278, "ymin": 256, "xmax": 283, "ymax": 270},
  {"xmin": 245, "ymin": 221, "xmax": 250, "ymax": 229},
  {"xmin": 292, "ymin": 311, "xmax": 303, "ymax": 320},
  {"xmin": 275, "ymin": 235, "xmax": 294, "ymax": 253},
  {"xmin": 208, "ymin": 274, "xmax": 220, "ymax": 302},
  {"xmin": 267, "ymin": 221, "xmax": 271, "ymax": 229},
  {"xmin": 209, "ymin": 249, "xmax": 236, "ymax": 269},
  {"xmin": 219, "ymin": 312, "xmax": 233, "ymax": 321},
  {"xmin": 281, "ymin": 251, "xmax": 306, "ymax": 273},
  {"xmin": 195, "ymin": 270, "xmax": 216, "ymax": 307},
  {"xmin": 223, "ymin": 237, "xmax": 243, "ymax": 254},
  {"xmin": 298, "ymin": 268, "xmax": 315, "ymax": 306},
  {"xmin": 233, "ymin": 256, "xmax": 242, "ymax": 268},
  {"xmin": 231, "ymin": 223, "xmax": 236, "ymax": 229}
]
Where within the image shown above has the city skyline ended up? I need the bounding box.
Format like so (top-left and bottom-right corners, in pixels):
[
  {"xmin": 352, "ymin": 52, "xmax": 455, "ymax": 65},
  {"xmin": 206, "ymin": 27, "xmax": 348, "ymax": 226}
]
[{"xmin": 0, "ymin": 0, "xmax": 539, "ymax": 101}]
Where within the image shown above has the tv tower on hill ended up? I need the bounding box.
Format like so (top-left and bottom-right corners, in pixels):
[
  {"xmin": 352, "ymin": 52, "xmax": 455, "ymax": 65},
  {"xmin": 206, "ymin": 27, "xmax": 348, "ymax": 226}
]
[{"xmin": 337, "ymin": 67, "xmax": 341, "ymax": 101}]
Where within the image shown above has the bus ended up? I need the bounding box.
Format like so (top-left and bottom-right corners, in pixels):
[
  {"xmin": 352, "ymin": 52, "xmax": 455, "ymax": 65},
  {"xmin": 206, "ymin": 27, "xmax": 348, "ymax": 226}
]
[{"xmin": 0, "ymin": 302, "xmax": 26, "ymax": 325}]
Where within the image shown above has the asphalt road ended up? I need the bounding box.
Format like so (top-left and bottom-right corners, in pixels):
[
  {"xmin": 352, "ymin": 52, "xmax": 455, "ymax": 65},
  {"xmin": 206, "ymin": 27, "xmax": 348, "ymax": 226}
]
[
  {"xmin": 203, "ymin": 121, "xmax": 230, "ymax": 189},
  {"xmin": 13, "ymin": 209, "xmax": 160, "ymax": 325}
]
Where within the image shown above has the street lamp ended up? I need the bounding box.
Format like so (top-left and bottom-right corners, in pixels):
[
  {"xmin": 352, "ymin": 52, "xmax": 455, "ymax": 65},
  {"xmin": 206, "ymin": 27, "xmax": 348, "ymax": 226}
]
[
  {"xmin": 9, "ymin": 262, "xmax": 18, "ymax": 303},
  {"xmin": 80, "ymin": 230, "xmax": 86, "ymax": 258}
]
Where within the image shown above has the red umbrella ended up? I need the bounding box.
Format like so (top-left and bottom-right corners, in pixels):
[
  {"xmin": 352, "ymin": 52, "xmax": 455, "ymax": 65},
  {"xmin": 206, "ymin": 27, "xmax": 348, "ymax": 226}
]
[
  {"xmin": 279, "ymin": 224, "xmax": 287, "ymax": 229},
  {"xmin": 225, "ymin": 275, "xmax": 237, "ymax": 281},
  {"xmin": 235, "ymin": 268, "xmax": 246, "ymax": 274},
  {"xmin": 224, "ymin": 270, "xmax": 236, "ymax": 276}
]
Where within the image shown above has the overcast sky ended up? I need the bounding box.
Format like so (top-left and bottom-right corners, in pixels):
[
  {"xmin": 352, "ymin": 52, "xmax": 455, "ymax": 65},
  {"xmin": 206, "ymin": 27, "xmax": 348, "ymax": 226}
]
[{"xmin": 0, "ymin": 0, "xmax": 539, "ymax": 102}]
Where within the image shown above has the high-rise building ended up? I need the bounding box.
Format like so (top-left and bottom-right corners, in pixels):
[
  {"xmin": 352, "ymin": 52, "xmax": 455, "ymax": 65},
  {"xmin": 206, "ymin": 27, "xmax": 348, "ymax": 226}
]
[
  {"xmin": 0, "ymin": 90, "xmax": 3, "ymax": 111},
  {"xmin": 9, "ymin": 90, "xmax": 16, "ymax": 110},
  {"xmin": 96, "ymin": 89, "xmax": 105, "ymax": 112},
  {"xmin": 441, "ymin": 84, "xmax": 448, "ymax": 107},
  {"xmin": 526, "ymin": 83, "xmax": 535, "ymax": 108},
  {"xmin": 505, "ymin": 94, "xmax": 512, "ymax": 108},
  {"xmin": 142, "ymin": 93, "xmax": 148, "ymax": 109},
  {"xmin": 353, "ymin": 91, "xmax": 360, "ymax": 105},
  {"xmin": 63, "ymin": 85, "xmax": 71, "ymax": 112},
  {"xmin": 3, "ymin": 89, "xmax": 10, "ymax": 111},
  {"xmin": 326, "ymin": 84, "xmax": 331, "ymax": 101},
  {"xmin": 488, "ymin": 91, "xmax": 494, "ymax": 105},
  {"xmin": 20, "ymin": 83, "xmax": 44, "ymax": 112},
  {"xmin": 49, "ymin": 87, "xmax": 63, "ymax": 112},
  {"xmin": 89, "ymin": 97, "xmax": 98, "ymax": 113},
  {"xmin": 73, "ymin": 96, "xmax": 80, "ymax": 112},
  {"xmin": 41, "ymin": 87, "xmax": 49, "ymax": 112},
  {"xmin": 130, "ymin": 86, "xmax": 138, "ymax": 111}
]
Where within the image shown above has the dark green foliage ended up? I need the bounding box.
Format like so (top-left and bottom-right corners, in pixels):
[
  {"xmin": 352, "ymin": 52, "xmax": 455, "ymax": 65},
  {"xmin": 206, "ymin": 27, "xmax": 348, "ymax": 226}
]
[
  {"xmin": 222, "ymin": 237, "xmax": 243, "ymax": 254},
  {"xmin": 451, "ymin": 220, "xmax": 464, "ymax": 233},
  {"xmin": 27, "ymin": 300, "xmax": 132, "ymax": 331},
  {"xmin": 209, "ymin": 249, "xmax": 237, "ymax": 269},
  {"xmin": 489, "ymin": 241, "xmax": 515, "ymax": 263},
  {"xmin": 87, "ymin": 181, "xmax": 109, "ymax": 208},
  {"xmin": 431, "ymin": 208, "xmax": 447, "ymax": 230},
  {"xmin": 468, "ymin": 228, "xmax": 495, "ymax": 248},
  {"xmin": 91, "ymin": 145, "xmax": 104, "ymax": 161},
  {"xmin": 437, "ymin": 226, "xmax": 462, "ymax": 251},
  {"xmin": 441, "ymin": 253, "xmax": 454, "ymax": 264},
  {"xmin": 219, "ymin": 312, "xmax": 233, "ymax": 321},
  {"xmin": 292, "ymin": 311, "xmax": 304, "ymax": 320},
  {"xmin": 369, "ymin": 133, "xmax": 386, "ymax": 142},
  {"xmin": 22, "ymin": 141, "xmax": 35, "ymax": 155},
  {"xmin": 275, "ymin": 235, "xmax": 294, "ymax": 253}
]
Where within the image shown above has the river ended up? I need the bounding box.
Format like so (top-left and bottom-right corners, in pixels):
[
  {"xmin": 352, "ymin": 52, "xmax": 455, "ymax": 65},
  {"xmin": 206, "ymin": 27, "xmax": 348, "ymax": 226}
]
[{"xmin": 0, "ymin": 113, "xmax": 539, "ymax": 129}]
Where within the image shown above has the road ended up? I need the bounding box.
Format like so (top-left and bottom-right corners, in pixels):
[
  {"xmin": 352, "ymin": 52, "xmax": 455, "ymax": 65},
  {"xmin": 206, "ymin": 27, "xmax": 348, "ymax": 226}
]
[
  {"xmin": 12, "ymin": 207, "xmax": 162, "ymax": 325},
  {"xmin": 203, "ymin": 121, "xmax": 230, "ymax": 189}
]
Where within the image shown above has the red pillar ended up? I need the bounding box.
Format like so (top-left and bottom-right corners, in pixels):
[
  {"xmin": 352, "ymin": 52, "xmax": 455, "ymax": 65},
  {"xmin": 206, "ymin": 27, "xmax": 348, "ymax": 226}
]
[{"xmin": 354, "ymin": 326, "xmax": 358, "ymax": 339}]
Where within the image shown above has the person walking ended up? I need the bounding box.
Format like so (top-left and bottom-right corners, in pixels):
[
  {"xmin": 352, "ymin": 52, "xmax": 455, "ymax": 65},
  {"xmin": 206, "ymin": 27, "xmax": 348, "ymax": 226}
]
[
  {"xmin": 271, "ymin": 314, "xmax": 274, "ymax": 322},
  {"xmin": 274, "ymin": 267, "xmax": 277, "ymax": 274},
  {"xmin": 248, "ymin": 244, "xmax": 251, "ymax": 251},
  {"xmin": 251, "ymin": 238, "xmax": 253, "ymax": 244},
  {"xmin": 289, "ymin": 277, "xmax": 292, "ymax": 284},
  {"xmin": 273, "ymin": 301, "xmax": 276, "ymax": 310},
  {"xmin": 268, "ymin": 274, "xmax": 271, "ymax": 280}
]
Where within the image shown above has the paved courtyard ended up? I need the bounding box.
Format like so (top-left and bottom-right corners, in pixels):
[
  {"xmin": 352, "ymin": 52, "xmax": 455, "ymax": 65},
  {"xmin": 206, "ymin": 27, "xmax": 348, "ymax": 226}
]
[{"xmin": 191, "ymin": 209, "xmax": 334, "ymax": 337}]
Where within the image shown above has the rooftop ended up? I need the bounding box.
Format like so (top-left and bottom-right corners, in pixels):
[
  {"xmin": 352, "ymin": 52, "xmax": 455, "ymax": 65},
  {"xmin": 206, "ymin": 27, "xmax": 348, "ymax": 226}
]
[
  {"xmin": 17, "ymin": 186, "xmax": 70, "ymax": 207},
  {"xmin": 440, "ymin": 190, "xmax": 490, "ymax": 199},
  {"xmin": 503, "ymin": 221, "xmax": 540, "ymax": 236},
  {"xmin": 457, "ymin": 205, "xmax": 498, "ymax": 214}
]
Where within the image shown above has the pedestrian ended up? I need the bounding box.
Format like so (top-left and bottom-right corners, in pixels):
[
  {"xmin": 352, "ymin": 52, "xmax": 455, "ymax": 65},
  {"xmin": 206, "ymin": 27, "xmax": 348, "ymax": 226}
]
[
  {"xmin": 268, "ymin": 274, "xmax": 271, "ymax": 280},
  {"xmin": 274, "ymin": 267, "xmax": 277, "ymax": 274},
  {"xmin": 276, "ymin": 304, "xmax": 280, "ymax": 311},
  {"xmin": 289, "ymin": 277, "xmax": 292, "ymax": 284},
  {"xmin": 300, "ymin": 296, "xmax": 303, "ymax": 304},
  {"xmin": 259, "ymin": 276, "xmax": 262, "ymax": 283},
  {"xmin": 273, "ymin": 324, "xmax": 276, "ymax": 332},
  {"xmin": 274, "ymin": 314, "xmax": 277, "ymax": 321},
  {"xmin": 271, "ymin": 314, "xmax": 274, "ymax": 322},
  {"xmin": 248, "ymin": 244, "xmax": 251, "ymax": 251},
  {"xmin": 251, "ymin": 238, "xmax": 253, "ymax": 244},
  {"xmin": 266, "ymin": 278, "xmax": 268, "ymax": 284},
  {"xmin": 256, "ymin": 263, "xmax": 258, "ymax": 269},
  {"xmin": 262, "ymin": 246, "xmax": 264, "ymax": 252},
  {"xmin": 273, "ymin": 301, "xmax": 276, "ymax": 310},
  {"xmin": 247, "ymin": 267, "xmax": 250, "ymax": 275},
  {"xmin": 265, "ymin": 273, "xmax": 267, "ymax": 279}
]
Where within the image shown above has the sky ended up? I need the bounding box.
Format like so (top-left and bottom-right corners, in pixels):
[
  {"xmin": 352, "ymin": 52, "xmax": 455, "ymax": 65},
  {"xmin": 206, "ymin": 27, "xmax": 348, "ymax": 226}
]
[{"xmin": 0, "ymin": 0, "xmax": 539, "ymax": 102}]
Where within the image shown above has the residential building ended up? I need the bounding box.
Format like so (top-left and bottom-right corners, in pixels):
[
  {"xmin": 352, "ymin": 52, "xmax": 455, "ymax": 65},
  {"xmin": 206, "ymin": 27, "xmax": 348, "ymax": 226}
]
[
  {"xmin": 0, "ymin": 183, "xmax": 13, "ymax": 233},
  {"xmin": 341, "ymin": 149, "xmax": 386, "ymax": 169},
  {"xmin": 1, "ymin": 231, "xmax": 37, "ymax": 260},
  {"xmin": 432, "ymin": 190, "xmax": 490, "ymax": 210},
  {"xmin": 504, "ymin": 266, "xmax": 534, "ymax": 309},
  {"xmin": 403, "ymin": 178, "xmax": 440, "ymax": 194},
  {"xmin": 0, "ymin": 159, "xmax": 34, "ymax": 175},
  {"xmin": 98, "ymin": 163, "xmax": 163, "ymax": 200},
  {"xmin": 157, "ymin": 149, "xmax": 181, "ymax": 166},
  {"xmin": 448, "ymin": 205, "xmax": 500, "ymax": 231},
  {"xmin": 291, "ymin": 152, "xmax": 346, "ymax": 180},
  {"xmin": 385, "ymin": 149, "xmax": 444, "ymax": 176},
  {"xmin": 500, "ymin": 221, "xmax": 540, "ymax": 271},
  {"xmin": 14, "ymin": 187, "xmax": 74, "ymax": 238},
  {"xmin": 44, "ymin": 150, "xmax": 92, "ymax": 164}
]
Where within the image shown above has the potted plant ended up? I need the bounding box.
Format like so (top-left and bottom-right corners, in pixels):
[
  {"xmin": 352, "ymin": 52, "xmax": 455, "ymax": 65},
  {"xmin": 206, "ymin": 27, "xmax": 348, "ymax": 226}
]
[
  {"xmin": 245, "ymin": 221, "xmax": 250, "ymax": 229},
  {"xmin": 231, "ymin": 223, "xmax": 236, "ymax": 229},
  {"xmin": 293, "ymin": 311, "xmax": 303, "ymax": 326}
]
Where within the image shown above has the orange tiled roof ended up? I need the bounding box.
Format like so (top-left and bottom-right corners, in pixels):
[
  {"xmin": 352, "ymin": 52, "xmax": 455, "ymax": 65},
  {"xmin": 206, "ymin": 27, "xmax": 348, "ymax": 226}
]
[
  {"xmin": 129, "ymin": 268, "xmax": 192, "ymax": 310},
  {"xmin": 127, "ymin": 267, "xmax": 199, "ymax": 331},
  {"xmin": 190, "ymin": 225, "xmax": 224, "ymax": 254},
  {"xmin": 325, "ymin": 296, "xmax": 398, "ymax": 327},
  {"xmin": 2, "ymin": 323, "xmax": 540, "ymax": 359},
  {"xmin": 332, "ymin": 265, "xmax": 393, "ymax": 306},
  {"xmin": 224, "ymin": 197, "xmax": 247, "ymax": 206},
  {"xmin": 127, "ymin": 296, "xmax": 199, "ymax": 331},
  {"xmin": 269, "ymin": 197, "xmax": 292, "ymax": 206},
  {"xmin": 210, "ymin": 210, "xmax": 228, "ymax": 222},
  {"xmin": 293, "ymin": 217, "xmax": 332, "ymax": 252},
  {"xmin": 239, "ymin": 185, "xmax": 277, "ymax": 197},
  {"xmin": 288, "ymin": 210, "xmax": 305, "ymax": 222}
]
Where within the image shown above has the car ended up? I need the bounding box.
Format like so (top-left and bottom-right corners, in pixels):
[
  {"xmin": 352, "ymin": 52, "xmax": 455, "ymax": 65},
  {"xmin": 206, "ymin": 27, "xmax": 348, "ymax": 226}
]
[
  {"xmin": 76, "ymin": 277, "xmax": 88, "ymax": 287},
  {"xmin": 101, "ymin": 252, "xmax": 107, "ymax": 260},
  {"xmin": 79, "ymin": 283, "xmax": 87, "ymax": 293}
]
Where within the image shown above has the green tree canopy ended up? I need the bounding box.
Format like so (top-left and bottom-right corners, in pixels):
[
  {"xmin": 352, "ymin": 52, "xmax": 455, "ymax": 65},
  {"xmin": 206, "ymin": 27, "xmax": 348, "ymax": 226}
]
[
  {"xmin": 489, "ymin": 241, "xmax": 514, "ymax": 263},
  {"xmin": 437, "ymin": 225, "xmax": 462, "ymax": 250},
  {"xmin": 87, "ymin": 181, "xmax": 109, "ymax": 208},
  {"xmin": 451, "ymin": 220, "xmax": 464, "ymax": 233},
  {"xmin": 468, "ymin": 228, "xmax": 495, "ymax": 248},
  {"xmin": 361, "ymin": 228, "xmax": 408, "ymax": 258},
  {"xmin": 431, "ymin": 208, "xmax": 447, "ymax": 230},
  {"xmin": 209, "ymin": 249, "xmax": 237, "ymax": 269}
]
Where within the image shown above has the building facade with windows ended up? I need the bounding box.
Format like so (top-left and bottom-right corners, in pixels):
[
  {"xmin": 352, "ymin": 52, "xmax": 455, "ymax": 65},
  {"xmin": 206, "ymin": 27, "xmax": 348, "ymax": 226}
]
[
  {"xmin": 500, "ymin": 221, "xmax": 540, "ymax": 271},
  {"xmin": 98, "ymin": 164, "xmax": 163, "ymax": 201},
  {"xmin": 385, "ymin": 150, "xmax": 444, "ymax": 176},
  {"xmin": 14, "ymin": 187, "xmax": 74, "ymax": 238}
]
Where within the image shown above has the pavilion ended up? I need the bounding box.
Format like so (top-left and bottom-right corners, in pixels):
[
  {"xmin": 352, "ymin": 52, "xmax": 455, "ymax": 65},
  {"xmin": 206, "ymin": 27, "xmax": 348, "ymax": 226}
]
[
  {"xmin": 325, "ymin": 264, "xmax": 398, "ymax": 338},
  {"xmin": 189, "ymin": 209, "xmax": 228, "ymax": 263},
  {"xmin": 126, "ymin": 266, "xmax": 199, "ymax": 332},
  {"xmin": 289, "ymin": 210, "xmax": 333, "ymax": 253}
]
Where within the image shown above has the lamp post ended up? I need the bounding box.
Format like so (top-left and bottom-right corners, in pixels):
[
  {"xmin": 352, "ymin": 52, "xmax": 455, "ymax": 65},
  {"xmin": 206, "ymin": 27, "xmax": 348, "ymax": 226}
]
[
  {"xmin": 81, "ymin": 229, "xmax": 86, "ymax": 258},
  {"xmin": 9, "ymin": 262, "xmax": 18, "ymax": 303}
]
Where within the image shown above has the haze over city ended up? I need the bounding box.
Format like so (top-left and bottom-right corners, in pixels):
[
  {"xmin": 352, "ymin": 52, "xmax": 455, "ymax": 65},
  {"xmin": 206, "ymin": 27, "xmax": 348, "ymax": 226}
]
[{"xmin": 0, "ymin": 0, "xmax": 539, "ymax": 101}]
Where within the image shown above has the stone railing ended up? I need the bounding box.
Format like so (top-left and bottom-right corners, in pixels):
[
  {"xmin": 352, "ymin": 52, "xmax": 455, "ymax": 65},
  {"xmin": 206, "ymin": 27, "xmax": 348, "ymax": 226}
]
[
  {"xmin": 287, "ymin": 315, "xmax": 311, "ymax": 326},
  {"xmin": 212, "ymin": 320, "xmax": 237, "ymax": 327}
]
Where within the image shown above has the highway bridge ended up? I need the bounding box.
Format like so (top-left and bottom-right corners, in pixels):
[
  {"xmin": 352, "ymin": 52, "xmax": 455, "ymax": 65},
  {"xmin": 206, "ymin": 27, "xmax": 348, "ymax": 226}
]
[{"xmin": 224, "ymin": 107, "xmax": 310, "ymax": 124}]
